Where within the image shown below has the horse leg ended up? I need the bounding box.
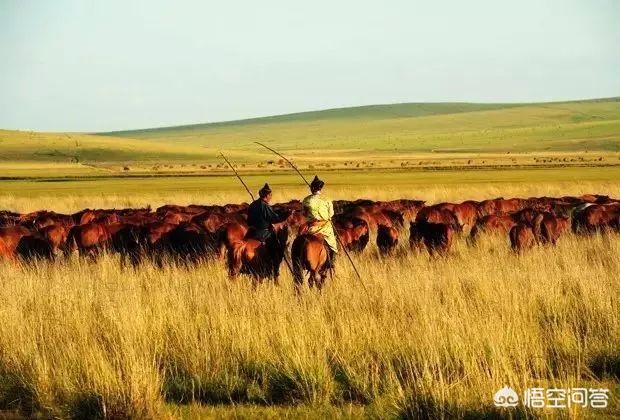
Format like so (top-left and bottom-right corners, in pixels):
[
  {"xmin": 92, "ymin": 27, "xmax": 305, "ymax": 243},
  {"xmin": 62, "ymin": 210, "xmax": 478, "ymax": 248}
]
[
  {"xmin": 227, "ymin": 250, "xmax": 242, "ymax": 280},
  {"xmin": 271, "ymin": 256, "xmax": 280, "ymax": 285},
  {"xmin": 316, "ymin": 271, "xmax": 328, "ymax": 290},
  {"xmin": 130, "ymin": 247, "xmax": 142, "ymax": 268},
  {"xmin": 292, "ymin": 258, "xmax": 304, "ymax": 293},
  {"xmin": 294, "ymin": 277, "xmax": 303, "ymax": 294},
  {"xmin": 85, "ymin": 246, "xmax": 98, "ymax": 262},
  {"xmin": 218, "ymin": 241, "xmax": 227, "ymax": 261},
  {"xmin": 310, "ymin": 270, "xmax": 323, "ymax": 289},
  {"xmin": 118, "ymin": 251, "xmax": 127, "ymax": 269},
  {"xmin": 252, "ymin": 273, "xmax": 264, "ymax": 289},
  {"xmin": 152, "ymin": 248, "xmax": 164, "ymax": 269}
]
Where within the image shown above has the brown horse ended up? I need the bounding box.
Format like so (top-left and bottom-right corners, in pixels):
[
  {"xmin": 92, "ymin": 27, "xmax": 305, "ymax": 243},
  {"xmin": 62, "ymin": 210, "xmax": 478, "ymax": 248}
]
[
  {"xmin": 469, "ymin": 215, "xmax": 516, "ymax": 243},
  {"xmin": 291, "ymin": 234, "xmax": 330, "ymax": 291},
  {"xmin": 333, "ymin": 216, "xmax": 369, "ymax": 252},
  {"xmin": 509, "ymin": 223, "xmax": 536, "ymax": 253},
  {"xmin": 0, "ymin": 226, "xmax": 32, "ymax": 261},
  {"xmin": 65, "ymin": 222, "xmax": 131, "ymax": 258},
  {"xmin": 533, "ymin": 212, "xmax": 570, "ymax": 245},
  {"xmin": 0, "ymin": 226, "xmax": 52, "ymax": 262},
  {"xmin": 217, "ymin": 222, "xmax": 248, "ymax": 260},
  {"xmin": 39, "ymin": 224, "xmax": 70, "ymax": 256},
  {"xmin": 227, "ymin": 227, "xmax": 289, "ymax": 285},
  {"xmin": 410, "ymin": 221, "xmax": 457, "ymax": 256},
  {"xmin": 377, "ymin": 224, "xmax": 399, "ymax": 255}
]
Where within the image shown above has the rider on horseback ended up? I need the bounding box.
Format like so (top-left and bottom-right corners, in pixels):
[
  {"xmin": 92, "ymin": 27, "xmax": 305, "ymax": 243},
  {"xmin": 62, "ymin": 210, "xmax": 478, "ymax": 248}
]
[
  {"xmin": 246, "ymin": 183, "xmax": 290, "ymax": 276},
  {"xmin": 301, "ymin": 176, "xmax": 338, "ymax": 268},
  {"xmin": 247, "ymin": 183, "xmax": 290, "ymax": 242}
]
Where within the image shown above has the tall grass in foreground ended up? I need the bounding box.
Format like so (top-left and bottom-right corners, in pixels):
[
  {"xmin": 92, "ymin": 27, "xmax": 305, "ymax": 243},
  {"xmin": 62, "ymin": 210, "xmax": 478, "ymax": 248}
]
[{"xmin": 0, "ymin": 232, "xmax": 618, "ymax": 418}]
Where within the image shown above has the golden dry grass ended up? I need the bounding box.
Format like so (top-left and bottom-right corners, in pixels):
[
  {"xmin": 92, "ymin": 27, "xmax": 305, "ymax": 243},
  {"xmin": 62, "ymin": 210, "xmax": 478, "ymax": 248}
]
[
  {"xmin": 0, "ymin": 182, "xmax": 619, "ymax": 418},
  {"xmin": 0, "ymin": 231, "xmax": 618, "ymax": 418}
]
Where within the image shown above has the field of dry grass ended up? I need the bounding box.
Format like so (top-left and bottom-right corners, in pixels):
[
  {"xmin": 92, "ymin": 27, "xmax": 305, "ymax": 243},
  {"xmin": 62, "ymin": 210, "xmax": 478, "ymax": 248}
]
[
  {"xmin": 0, "ymin": 223, "xmax": 618, "ymax": 418},
  {"xmin": 0, "ymin": 182, "xmax": 619, "ymax": 418}
]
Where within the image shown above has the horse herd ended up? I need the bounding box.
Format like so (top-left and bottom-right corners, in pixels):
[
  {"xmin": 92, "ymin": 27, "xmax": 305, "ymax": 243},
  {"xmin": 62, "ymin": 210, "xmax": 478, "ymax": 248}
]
[{"xmin": 0, "ymin": 194, "xmax": 619, "ymax": 285}]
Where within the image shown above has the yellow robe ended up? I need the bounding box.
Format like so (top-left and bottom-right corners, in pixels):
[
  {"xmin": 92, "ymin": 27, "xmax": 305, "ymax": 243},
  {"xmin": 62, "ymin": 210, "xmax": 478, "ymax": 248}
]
[{"xmin": 302, "ymin": 193, "xmax": 338, "ymax": 252}]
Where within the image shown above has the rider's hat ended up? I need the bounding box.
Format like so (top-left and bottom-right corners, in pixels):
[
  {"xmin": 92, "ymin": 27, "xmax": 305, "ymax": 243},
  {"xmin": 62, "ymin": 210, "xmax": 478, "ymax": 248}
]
[
  {"xmin": 310, "ymin": 175, "xmax": 324, "ymax": 193},
  {"xmin": 259, "ymin": 183, "xmax": 272, "ymax": 197}
]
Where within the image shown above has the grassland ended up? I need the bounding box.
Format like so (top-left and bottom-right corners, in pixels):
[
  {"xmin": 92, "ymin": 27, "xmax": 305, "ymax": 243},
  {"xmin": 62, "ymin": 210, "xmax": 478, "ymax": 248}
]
[
  {"xmin": 1, "ymin": 98, "xmax": 618, "ymax": 177},
  {"xmin": 1, "ymin": 99, "xmax": 618, "ymax": 209},
  {"xmin": 0, "ymin": 129, "xmax": 212, "ymax": 164},
  {"xmin": 0, "ymin": 167, "xmax": 618, "ymax": 215},
  {"xmin": 1, "ymin": 99, "xmax": 620, "ymax": 418},
  {"xmin": 1, "ymin": 181, "xmax": 620, "ymax": 419},
  {"xmin": 1, "ymin": 182, "xmax": 620, "ymax": 419},
  {"xmin": 0, "ymin": 188, "xmax": 618, "ymax": 418},
  {"xmin": 101, "ymin": 98, "xmax": 620, "ymax": 157}
]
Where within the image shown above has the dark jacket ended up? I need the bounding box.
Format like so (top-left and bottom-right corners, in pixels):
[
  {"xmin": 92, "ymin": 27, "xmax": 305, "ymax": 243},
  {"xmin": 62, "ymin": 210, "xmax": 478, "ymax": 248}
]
[{"xmin": 247, "ymin": 199, "xmax": 288, "ymax": 241}]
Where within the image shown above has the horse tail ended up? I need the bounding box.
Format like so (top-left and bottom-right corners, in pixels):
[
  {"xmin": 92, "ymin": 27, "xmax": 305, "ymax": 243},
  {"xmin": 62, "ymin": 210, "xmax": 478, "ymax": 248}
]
[
  {"xmin": 227, "ymin": 240, "xmax": 246, "ymax": 277},
  {"xmin": 216, "ymin": 226, "xmax": 228, "ymax": 261},
  {"xmin": 532, "ymin": 213, "xmax": 545, "ymax": 243},
  {"xmin": 63, "ymin": 226, "xmax": 79, "ymax": 256}
]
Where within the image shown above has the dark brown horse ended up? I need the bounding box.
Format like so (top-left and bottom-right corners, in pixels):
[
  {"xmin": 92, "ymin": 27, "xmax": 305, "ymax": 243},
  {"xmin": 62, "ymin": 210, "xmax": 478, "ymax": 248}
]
[
  {"xmin": 377, "ymin": 224, "xmax": 399, "ymax": 255},
  {"xmin": 0, "ymin": 226, "xmax": 53, "ymax": 262},
  {"xmin": 410, "ymin": 221, "xmax": 458, "ymax": 256},
  {"xmin": 227, "ymin": 227, "xmax": 289, "ymax": 285}
]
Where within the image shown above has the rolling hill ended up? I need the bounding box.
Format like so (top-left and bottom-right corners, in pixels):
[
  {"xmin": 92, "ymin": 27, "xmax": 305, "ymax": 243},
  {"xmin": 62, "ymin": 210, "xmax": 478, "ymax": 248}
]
[
  {"xmin": 101, "ymin": 102, "xmax": 525, "ymax": 138},
  {"xmin": 97, "ymin": 98, "xmax": 620, "ymax": 157},
  {"xmin": 1, "ymin": 98, "xmax": 618, "ymax": 171},
  {"xmin": 0, "ymin": 130, "xmax": 212, "ymax": 164}
]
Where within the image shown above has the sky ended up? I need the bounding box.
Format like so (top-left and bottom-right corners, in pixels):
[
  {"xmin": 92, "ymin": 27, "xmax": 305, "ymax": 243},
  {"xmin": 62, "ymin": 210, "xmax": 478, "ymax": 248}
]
[{"xmin": 1, "ymin": 0, "xmax": 618, "ymax": 132}]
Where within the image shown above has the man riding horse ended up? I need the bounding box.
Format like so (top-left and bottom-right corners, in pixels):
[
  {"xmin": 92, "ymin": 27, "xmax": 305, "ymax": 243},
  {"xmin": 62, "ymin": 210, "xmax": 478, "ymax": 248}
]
[
  {"xmin": 229, "ymin": 183, "xmax": 290, "ymax": 281},
  {"xmin": 247, "ymin": 183, "xmax": 290, "ymax": 242},
  {"xmin": 301, "ymin": 176, "xmax": 338, "ymax": 268}
]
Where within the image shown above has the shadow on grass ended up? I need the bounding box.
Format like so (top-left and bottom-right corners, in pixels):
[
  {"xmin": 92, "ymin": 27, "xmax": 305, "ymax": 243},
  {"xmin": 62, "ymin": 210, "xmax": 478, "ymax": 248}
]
[
  {"xmin": 399, "ymin": 394, "xmax": 535, "ymax": 420},
  {"xmin": 0, "ymin": 372, "xmax": 39, "ymax": 417},
  {"xmin": 588, "ymin": 352, "xmax": 620, "ymax": 380}
]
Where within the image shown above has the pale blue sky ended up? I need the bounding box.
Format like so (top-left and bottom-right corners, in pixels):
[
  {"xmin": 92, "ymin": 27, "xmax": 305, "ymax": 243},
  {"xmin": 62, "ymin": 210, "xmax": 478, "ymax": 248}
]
[{"xmin": 1, "ymin": 0, "xmax": 618, "ymax": 132}]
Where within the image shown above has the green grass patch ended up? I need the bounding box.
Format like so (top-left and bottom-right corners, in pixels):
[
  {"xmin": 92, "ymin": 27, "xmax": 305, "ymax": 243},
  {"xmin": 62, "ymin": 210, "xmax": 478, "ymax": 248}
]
[{"xmin": 0, "ymin": 166, "xmax": 618, "ymax": 198}]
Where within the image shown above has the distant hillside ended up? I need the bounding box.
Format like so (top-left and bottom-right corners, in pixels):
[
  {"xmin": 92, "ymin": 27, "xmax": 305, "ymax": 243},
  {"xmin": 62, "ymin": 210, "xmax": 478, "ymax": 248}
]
[
  {"xmin": 1, "ymin": 98, "xmax": 618, "ymax": 169},
  {"xmin": 0, "ymin": 130, "xmax": 211, "ymax": 163},
  {"xmin": 95, "ymin": 98, "xmax": 620, "ymax": 155},
  {"xmin": 98, "ymin": 97, "xmax": 618, "ymax": 139},
  {"xmin": 99, "ymin": 102, "xmax": 523, "ymax": 138}
]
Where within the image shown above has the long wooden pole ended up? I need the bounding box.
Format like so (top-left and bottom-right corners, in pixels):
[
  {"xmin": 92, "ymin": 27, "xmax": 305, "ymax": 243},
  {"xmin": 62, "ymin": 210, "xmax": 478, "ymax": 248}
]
[
  {"xmin": 254, "ymin": 142, "xmax": 366, "ymax": 288},
  {"xmin": 219, "ymin": 152, "xmax": 255, "ymax": 201},
  {"xmin": 255, "ymin": 142, "xmax": 310, "ymax": 186}
]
